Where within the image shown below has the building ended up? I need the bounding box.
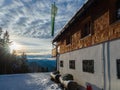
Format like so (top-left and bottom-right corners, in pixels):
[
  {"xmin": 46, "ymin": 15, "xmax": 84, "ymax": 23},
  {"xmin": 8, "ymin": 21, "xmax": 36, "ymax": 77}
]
[{"xmin": 52, "ymin": 0, "xmax": 120, "ymax": 90}]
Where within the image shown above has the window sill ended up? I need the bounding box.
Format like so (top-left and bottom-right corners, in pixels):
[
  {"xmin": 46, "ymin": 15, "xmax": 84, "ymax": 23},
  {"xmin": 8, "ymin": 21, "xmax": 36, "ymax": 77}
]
[
  {"xmin": 66, "ymin": 43, "xmax": 71, "ymax": 46},
  {"xmin": 83, "ymin": 72, "xmax": 94, "ymax": 74},
  {"xmin": 70, "ymin": 68, "xmax": 75, "ymax": 70},
  {"xmin": 80, "ymin": 34, "xmax": 91, "ymax": 40}
]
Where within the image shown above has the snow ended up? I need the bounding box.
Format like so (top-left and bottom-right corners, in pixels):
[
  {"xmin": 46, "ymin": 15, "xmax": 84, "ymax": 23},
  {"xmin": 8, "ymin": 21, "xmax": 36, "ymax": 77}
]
[{"xmin": 0, "ymin": 73, "xmax": 61, "ymax": 90}]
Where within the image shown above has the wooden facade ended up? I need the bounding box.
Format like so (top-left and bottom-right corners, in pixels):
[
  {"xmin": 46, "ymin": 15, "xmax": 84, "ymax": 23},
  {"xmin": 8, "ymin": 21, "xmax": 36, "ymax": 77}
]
[
  {"xmin": 52, "ymin": 0, "xmax": 120, "ymax": 55},
  {"xmin": 52, "ymin": 48, "xmax": 57, "ymax": 57},
  {"xmin": 52, "ymin": 0, "xmax": 120, "ymax": 89}
]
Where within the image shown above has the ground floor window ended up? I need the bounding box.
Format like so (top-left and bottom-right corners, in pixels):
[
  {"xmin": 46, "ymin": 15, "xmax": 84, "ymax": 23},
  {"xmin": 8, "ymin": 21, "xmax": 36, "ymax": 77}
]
[
  {"xmin": 82, "ymin": 60, "xmax": 94, "ymax": 73},
  {"xmin": 117, "ymin": 59, "xmax": 120, "ymax": 79},
  {"xmin": 60, "ymin": 61, "xmax": 63, "ymax": 67},
  {"xmin": 69, "ymin": 60, "xmax": 75, "ymax": 69}
]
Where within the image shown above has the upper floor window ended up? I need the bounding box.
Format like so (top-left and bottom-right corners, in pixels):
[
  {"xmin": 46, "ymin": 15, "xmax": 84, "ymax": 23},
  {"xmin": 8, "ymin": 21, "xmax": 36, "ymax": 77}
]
[
  {"xmin": 69, "ymin": 60, "xmax": 75, "ymax": 69},
  {"xmin": 116, "ymin": 0, "xmax": 120, "ymax": 20},
  {"xmin": 110, "ymin": 0, "xmax": 120, "ymax": 23},
  {"xmin": 81, "ymin": 21, "xmax": 91, "ymax": 38},
  {"xmin": 66, "ymin": 35, "xmax": 72, "ymax": 45}
]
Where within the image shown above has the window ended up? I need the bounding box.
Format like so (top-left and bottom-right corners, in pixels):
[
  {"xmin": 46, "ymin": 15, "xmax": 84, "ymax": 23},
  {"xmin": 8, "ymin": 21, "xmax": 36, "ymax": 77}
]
[
  {"xmin": 60, "ymin": 61, "xmax": 63, "ymax": 67},
  {"xmin": 117, "ymin": 59, "xmax": 120, "ymax": 79},
  {"xmin": 66, "ymin": 35, "xmax": 72, "ymax": 45},
  {"xmin": 83, "ymin": 60, "xmax": 94, "ymax": 73},
  {"xmin": 116, "ymin": 0, "xmax": 120, "ymax": 20},
  {"xmin": 69, "ymin": 60, "xmax": 75, "ymax": 69},
  {"xmin": 81, "ymin": 21, "xmax": 91, "ymax": 38}
]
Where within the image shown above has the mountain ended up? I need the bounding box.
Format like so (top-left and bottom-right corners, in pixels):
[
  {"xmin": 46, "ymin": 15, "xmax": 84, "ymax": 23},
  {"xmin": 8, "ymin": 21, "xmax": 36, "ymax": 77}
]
[{"xmin": 26, "ymin": 55, "xmax": 56, "ymax": 72}]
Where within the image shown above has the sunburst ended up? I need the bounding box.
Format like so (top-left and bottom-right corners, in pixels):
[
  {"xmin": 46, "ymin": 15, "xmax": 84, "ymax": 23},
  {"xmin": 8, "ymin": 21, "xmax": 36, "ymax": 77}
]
[{"xmin": 9, "ymin": 42, "xmax": 22, "ymax": 54}]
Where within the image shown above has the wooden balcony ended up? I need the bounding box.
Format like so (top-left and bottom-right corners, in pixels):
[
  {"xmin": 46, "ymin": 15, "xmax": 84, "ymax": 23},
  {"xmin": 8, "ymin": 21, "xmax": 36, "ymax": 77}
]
[{"xmin": 52, "ymin": 48, "xmax": 57, "ymax": 57}]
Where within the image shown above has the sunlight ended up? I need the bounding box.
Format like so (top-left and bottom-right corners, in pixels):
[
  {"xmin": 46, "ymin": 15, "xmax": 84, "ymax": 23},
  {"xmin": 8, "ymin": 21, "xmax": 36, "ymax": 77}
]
[{"xmin": 9, "ymin": 42, "xmax": 22, "ymax": 53}]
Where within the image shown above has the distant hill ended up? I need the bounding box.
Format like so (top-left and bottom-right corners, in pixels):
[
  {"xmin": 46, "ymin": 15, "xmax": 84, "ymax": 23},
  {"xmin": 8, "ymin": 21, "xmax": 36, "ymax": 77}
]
[
  {"xmin": 27, "ymin": 54, "xmax": 52, "ymax": 59},
  {"xmin": 26, "ymin": 55, "xmax": 56, "ymax": 72}
]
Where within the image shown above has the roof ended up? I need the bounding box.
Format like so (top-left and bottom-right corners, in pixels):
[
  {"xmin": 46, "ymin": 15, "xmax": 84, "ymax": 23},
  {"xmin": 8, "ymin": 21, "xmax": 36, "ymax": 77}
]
[{"xmin": 52, "ymin": 0, "xmax": 95, "ymax": 43}]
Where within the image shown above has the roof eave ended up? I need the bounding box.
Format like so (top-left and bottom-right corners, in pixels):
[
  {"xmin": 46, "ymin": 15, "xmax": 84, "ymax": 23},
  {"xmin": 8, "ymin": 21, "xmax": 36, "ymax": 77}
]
[{"xmin": 52, "ymin": 0, "xmax": 95, "ymax": 43}]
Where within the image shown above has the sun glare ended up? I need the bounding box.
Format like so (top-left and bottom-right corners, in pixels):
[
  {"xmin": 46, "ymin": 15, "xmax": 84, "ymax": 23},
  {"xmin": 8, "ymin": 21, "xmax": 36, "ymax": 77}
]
[{"xmin": 9, "ymin": 42, "xmax": 22, "ymax": 53}]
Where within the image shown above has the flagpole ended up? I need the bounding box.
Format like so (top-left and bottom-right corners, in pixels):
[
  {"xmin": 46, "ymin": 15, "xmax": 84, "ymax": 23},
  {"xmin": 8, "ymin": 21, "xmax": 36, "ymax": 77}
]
[
  {"xmin": 51, "ymin": 2, "xmax": 58, "ymax": 71},
  {"xmin": 51, "ymin": 2, "xmax": 57, "ymax": 37}
]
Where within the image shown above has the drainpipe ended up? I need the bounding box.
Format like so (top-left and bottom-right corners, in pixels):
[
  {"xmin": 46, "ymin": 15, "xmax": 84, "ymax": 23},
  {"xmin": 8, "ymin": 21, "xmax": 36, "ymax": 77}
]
[
  {"xmin": 103, "ymin": 42, "xmax": 110, "ymax": 90},
  {"xmin": 52, "ymin": 43, "xmax": 59, "ymax": 71}
]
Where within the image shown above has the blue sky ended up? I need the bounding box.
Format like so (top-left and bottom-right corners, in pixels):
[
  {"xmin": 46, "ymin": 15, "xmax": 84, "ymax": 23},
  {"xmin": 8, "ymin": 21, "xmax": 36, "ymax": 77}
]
[{"xmin": 0, "ymin": 0, "xmax": 87, "ymax": 55}]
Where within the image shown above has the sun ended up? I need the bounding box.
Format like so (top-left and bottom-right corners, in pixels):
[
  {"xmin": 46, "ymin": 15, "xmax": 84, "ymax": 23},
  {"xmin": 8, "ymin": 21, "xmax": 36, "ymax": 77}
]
[{"xmin": 9, "ymin": 42, "xmax": 22, "ymax": 53}]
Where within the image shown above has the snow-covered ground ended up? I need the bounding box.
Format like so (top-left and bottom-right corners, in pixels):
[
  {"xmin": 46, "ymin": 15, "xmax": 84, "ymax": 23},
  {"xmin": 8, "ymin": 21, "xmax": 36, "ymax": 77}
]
[{"xmin": 0, "ymin": 73, "xmax": 61, "ymax": 90}]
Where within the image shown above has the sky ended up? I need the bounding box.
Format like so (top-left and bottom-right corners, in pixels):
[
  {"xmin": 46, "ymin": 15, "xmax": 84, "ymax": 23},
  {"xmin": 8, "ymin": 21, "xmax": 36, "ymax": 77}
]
[{"xmin": 0, "ymin": 0, "xmax": 87, "ymax": 55}]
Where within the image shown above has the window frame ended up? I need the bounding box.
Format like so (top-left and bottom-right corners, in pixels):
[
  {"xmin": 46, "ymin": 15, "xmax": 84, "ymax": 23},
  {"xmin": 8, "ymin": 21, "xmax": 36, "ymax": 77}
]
[
  {"xmin": 110, "ymin": 0, "xmax": 120, "ymax": 23},
  {"xmin": 82, "ymin": 60, "xmax": 94, "ymax": 73},
  {"xmin": 69, "ymin": 60, "xmax": 75, "ymax": 69},
  {"xmin": 60, "ymin": 61, "xmax": 63, "ymax": 67},
  {"xmin": 116, "ymin": 0, "xmax": 120, "ymax": 20},
  {"xmin": 117, "ymin": 59, "xmax": 120, "ymax": 79},
  {"xmin": 81, "ymin": 20, "xmax": 92, "ymax": 39},
  {"xmin": 66, "ymin": 35, "xmax": 72, "ymax": 45}
]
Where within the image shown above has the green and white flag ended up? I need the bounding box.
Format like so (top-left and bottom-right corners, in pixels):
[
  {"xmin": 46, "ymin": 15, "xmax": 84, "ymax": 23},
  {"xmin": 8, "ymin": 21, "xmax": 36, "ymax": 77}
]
[{"xmin": 51, "ymin": 2, "xmax": 57, "ymax": 36}]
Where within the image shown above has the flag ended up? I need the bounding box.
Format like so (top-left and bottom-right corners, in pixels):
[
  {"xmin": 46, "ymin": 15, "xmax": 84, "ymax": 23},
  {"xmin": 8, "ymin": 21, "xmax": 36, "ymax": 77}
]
[{"xmin": 51, "ymin": 2, "xmax": 57, "ymax": 36}]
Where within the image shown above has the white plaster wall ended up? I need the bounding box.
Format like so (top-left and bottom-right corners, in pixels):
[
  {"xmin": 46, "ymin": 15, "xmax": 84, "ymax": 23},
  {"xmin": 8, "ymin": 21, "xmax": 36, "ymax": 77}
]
[
  {"xmin": 109, "ymin": 39, "xmax": 120, "ymax": 90},
  {"xmin": 59, "ymin": 44, "xmax": 104, "ymax": 90},
  {"xmin": 58, "ymin": 39, "xmax": 120, "ymax": 90}
]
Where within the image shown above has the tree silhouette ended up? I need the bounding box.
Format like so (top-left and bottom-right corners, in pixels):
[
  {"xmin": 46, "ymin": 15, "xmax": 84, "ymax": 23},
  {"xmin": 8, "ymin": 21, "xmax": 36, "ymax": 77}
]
[
  {"xmin": 0, "ymin": 27, "xmax": 2, "ymax": 39},
  {"xmin": 0, "ymin": 28, "xmax": 29, "ymax": 74}
]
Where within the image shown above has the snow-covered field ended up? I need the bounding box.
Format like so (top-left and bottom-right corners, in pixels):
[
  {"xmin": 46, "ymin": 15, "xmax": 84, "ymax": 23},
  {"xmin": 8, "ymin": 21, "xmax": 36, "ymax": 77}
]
[{"xmin": 0, "ymin": 73, "xmax": 61, "ymax": 90}]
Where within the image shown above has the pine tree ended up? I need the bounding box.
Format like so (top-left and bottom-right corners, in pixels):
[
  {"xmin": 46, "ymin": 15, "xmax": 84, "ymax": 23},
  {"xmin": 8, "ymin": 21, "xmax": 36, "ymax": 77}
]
[
  {"xmin": 0, "ymin": 27, "xmax": 2, "ymax": 39},
  {"xmin": 4, "ymin": 31, "xmax": 9, "ymax": 43}
]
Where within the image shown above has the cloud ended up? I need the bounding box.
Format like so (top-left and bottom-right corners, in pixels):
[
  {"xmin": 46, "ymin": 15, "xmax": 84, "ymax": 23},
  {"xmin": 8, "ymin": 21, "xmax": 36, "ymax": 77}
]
[
  {"xmin": 0, "ymin": 0, "xmax": 86, "ymax": 38},
  {"xmin": 10, "ymin": 35, "xmax": 52, "ymax": 55},
  {"xmin": 0, "ymin": 0, "xmax": 87, "ymax": 55}
]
